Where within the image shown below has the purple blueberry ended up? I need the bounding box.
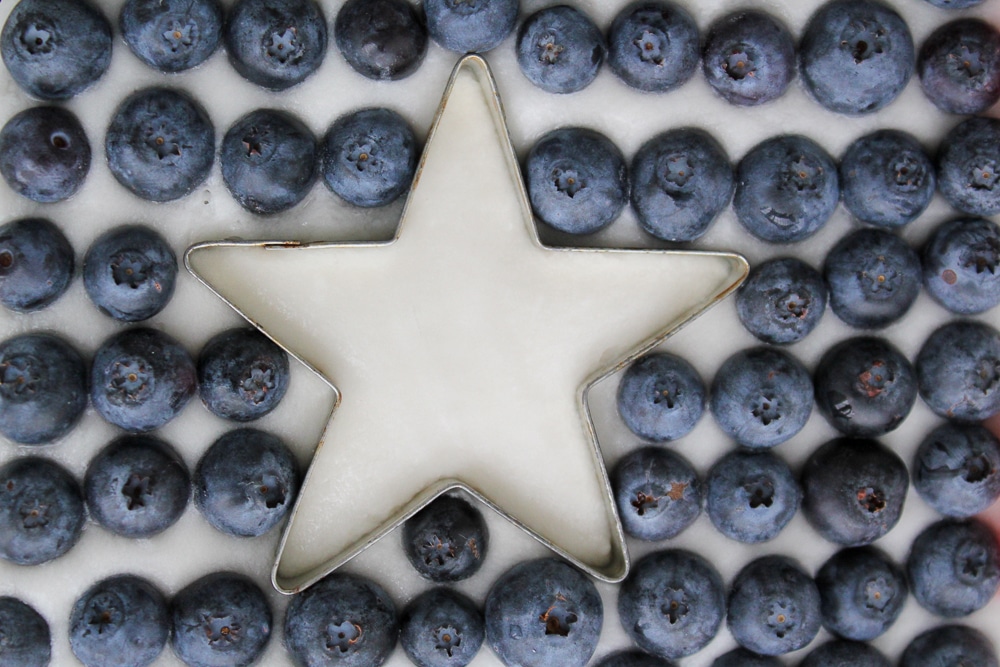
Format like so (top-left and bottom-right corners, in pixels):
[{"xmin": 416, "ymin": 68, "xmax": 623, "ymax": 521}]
[
  {"xmin": 937, "ymin": 116, "xmax": 1000, "ymax": 217},
  {"xmin": 922, "ymin": 217, "xmax": 1000, "ymax": 315},
  {"xmin": 616, "ymin": 352, "xmax": 706, "ymax": 442},
  {"xmin": 596, "ymin": 651, "xmax": 675, "ymax": 667},
  {"xmin": 735, "ymin": 257, "xmax": 827, "ymax": 345},
  {"xmin": 900, "ymin": 625, "xmax": 999, "ymax": 667},
  {"xmin": 918, "ymin": 18, "xmax": 1000, "ymax": 115},
  {"xmin": 0, "ymin": 217, "xmax": 74, "ymax": 313},
  {"xmin": 612, "ymin": 446, "xmax": 701, "ymax": 541},
  {"xmin": 515, "ymin": 6, "xmax": 605, "ymax": 94},
  {"xmin": 0, "ymin": 596, "xmax": 50, "ymax": 666},
  {"xmin": 0, "ymin": 456, "xmax": 84, "ymax": 565},
  {"xmin": 913, "ymin": 421, "xmax": 1000, "ymax": 518},
  {"xmin": 800, "ymin": 640, "xmax": 890, "ymax": 667},
  {"xmin": 334, "ymin": 0, "xmax": 426, "ymax": 81},
  {"xmin": 606, "ymin": 2, "xmax": 698, "ymax": 93},
  {"xmin": 120, "ymin": 0, "xmax": 223, "ymax": 73},
  {"xmin": 197, "ymin": 328, "xmax": 290, "ymax": 422},
  {"xmin": 400, "ymin": 588, "xmax": 483, "ymax": 667},
  {"xmin": 815, "ymin": 546, "xmax": 907, "ymax": 641},
  {"xmin": 907, "ymin": 518, "xmax": 999, "ymax": 618},
  {"xmin": 424, "ymin": 0, "xmax": 518, "ymax": 54},
  {"xmin": 402, "ymin": 494, "xmax": 488, "ymax": 583},
  {"xmin": 916, "ymin": 320, "xmax": 1000, "ymax": 422},
  {"xmin": 702, "ymin": 10, "xmax": 795, "ymax": 107},
  {"xmin": 705, "ymin": 448, "xmax": 800, "ymax": 543},
  {"xmin": 711, "ymin": 648, "xmax": 781, "ymax": 667},
  {"xmin": 0, "ymin": 105, "xmax": 90, "ymax": 202}
]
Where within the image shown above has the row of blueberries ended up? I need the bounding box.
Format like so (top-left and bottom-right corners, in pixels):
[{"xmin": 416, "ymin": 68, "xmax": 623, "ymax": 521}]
[{"xmin": 3, "ymin": 0, "xmax": 998, "ymax": 117}]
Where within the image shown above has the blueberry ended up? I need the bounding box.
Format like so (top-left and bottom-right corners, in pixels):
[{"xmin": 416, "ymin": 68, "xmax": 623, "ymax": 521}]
[
  {"xmin": 823, "ymin": 228, "xmax": 921, "ymax": 328},
  {"xmin": 194, "ymin": 428, "xmax": 298, "ymax": 537},
  {"xmin": 918, "ymin": 19, "xmax": 1000, "ymax": 115},
  {"xmin": 705, "ymin": 449, "xmax": 800, "ymax": 544},
  {"xmin": 424, "ymin": 0, "xmax": 518, "ymax": 53},
  {"xmin": 105, "ymin": 87, "xmax": 214, "ymax": 203},
  {"xmin": 0, "ymin": 106, "xmax": 90, "ymax": 202},
  {"xmin": 616, "ymin": 352, "xmax": 706, "ymax": 442},
  {"xmin": 606, "ymin": 2, "xmax": 698, "ymax": 93},
  {"xmin": 171, "ymin": 572, "xmax": 272, "ymax": 667},
  {"xmin": 900, "ymin": 625, "xmax": 999, "ymax": 667},
  {"xmin": 0, "ymin": 333, "xmax": 86, "ymax": 445},
  {"xmin": 220, "ymin": 108, "xmax": 317, "ymax": 215},
  {"xmin": 734, "ymin": 135, "xmax": 839, "ymax": 244},
  {"xmin": 321, "ymin": 108, "xmax": 418, "ymax": 208},
  {"xmin": 120, "ymin": 0, "xmax": 222, "ymax": 73},
  {"xmin": 69, "ymin": 574, "xmax": 169, "ymax": 667},
  {"xmin": 629, "ymin": 128, "xmax": 734, "ymax": 242},
  {"xmin": 83, "ymin": 225, "xmax": 177, "ymax": 323},
  {"xmin": 0, "ymin": 597, "xmax": 50, "ymax": 666},
  {"xmin": 0, "ymin": 217, "xmax": 73, "ymax": 313},
  {"xmin": 908, "ymin": 518, "xmax": 999, "ymax": 618},
  {"xmin": 839, "ymin": 130, "xmax": 935, "ymax": 229},
  {"xmin": 334, "ymin": 0, "xmax": 426, "ymax": 81},
  {"xmin": 84, "ymin": 435, "xmax": 190, "ymax": 539},
  {"xmin": 709, "ymin": 347, "xmax": 813, "ymax": 449},
  {"xmin": 515, "ymin": 6, "xmax": 605, "ymax": 94},
  {"xmin": 612, "ymin": 446, "xmax": 701, "ymax": 541},
  {"xmin": 197, "ymin": 328, "xmax": 290, "ymax": 422},
  {"xmin": 284, "ymin": 572, "xmax": 398, "ymax": 667},
  {"xmin": 595, "ymin": 650, "xmax": 675, "ymax": 667},
  {"xmin": 735, "ymin": 258, "xmax": 826, "ymax": 345},
  {"xmin": 800, "ymin": 640, "xmax": 890, "ymax": 667},
  {"xmin": 815, "ymin": 546, "xmax": 907, "ymax": 641},
  {"xmin": 814, "ymin": 337, "xmax": 917, "ymax": 437},
  {"xmin": 525, "ymin": 127, "xmax": 628, "ymax": 235},
  {"xmin": 0, "ymin": 0, "xmax": 111, "ymax": 100},
  {"xmin": 711, "ymin": 648, "xmax": 781, "ymax": 667},
  {"xmin": 801, "ymin": 438, "xmax": 908, "ymax": 546},
  {"xmin": 224, "ymin": 0, "xmax": 326, "ymax": 90},
  {"xmin": 402, "ymin": 493, "xmax": 488, "ymax": 583},
  {"xmin": 922, "ymin": 217, "xmax": 1000, "ymax": 315},
  {"xmin": 921, "ymin": 0, "xmax": 984, "ymax": 5},
  {"xmin": 937, "ymin": 116, "xmax": 1000, "ymax": 217},
  {"xmin": 726, "ymin": 555, "xmax": 821, "ymax": 656},
  {"xmin": 702, "ymin": 11, "xmax": 795, "ymax": 106},
  {"xmin": 916, "ymin": 320, "xmax": 1000, "ymax": 422},
  {"xmin": 485, "ymin": 558, "xmax": 602, "ymax": 667},
  {"xmin": 913, "ymin": 421, "xmax": 1000, "ymax": 518},
  {"xmin": 400, "ymin": 588, "xmax": 483, "ymax": 667},
  {"xmin": 90, "ymin": 328, "xmax": 197, "ymax": 433},
  {"xmin": 0, "ymin": 457, "xmax": 83, "ymax": 566},
  {"xmin": 617, "ymin": 550, "xmax": 725, "ymax": 661},
  {"xmin": 799, "ymin": 0, "xmax": 914, "ymax": 115}
]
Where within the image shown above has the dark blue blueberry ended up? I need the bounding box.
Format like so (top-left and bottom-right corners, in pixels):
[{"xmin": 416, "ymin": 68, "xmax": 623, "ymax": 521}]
[
  {"xmin": 69, "ymin": 574, "xmax": 169, "ymax": 667},
  {"xmin": 735, "ymin": 257, "xmax": 826, "ymax": 345},
  {"xmin": 727, "ymin": 555, "xmax": 821, "ymax": 656},
  {"xmin": 913, "ymin": 421, "xmax": 1000, "ymax": 518},
  {"xmin": 618, "ymin": 550, "xmax": 724, "ymax": 660},
  {"xmin": 922, "ymin": 217, "xmax": 1000, "ymax": 315},
  {"xmin": 171, "ymin": 572, "xmax": 272, "ymax": 667},
  {"xmin": 0, "ymin": 457, "xmax": 83, "ymax": 565},
  {"xmin": 194, "ymin": 428, "xmax": 298, "ymax": 537},
  {"xmin": 0, "ymin": 333, "xmax": 86, "ymax": 445},
  {"xmin": 515, "ymin": 6, "xmax": 605, "ymax": 94},
  {"xmin": 616, "ymin": 352, "xmax": 705, "ymax": 442},
  {"xmin": 840, "ymin": 130, "xmax": 935, "ymax": 229},
  {"xmin": 221, "ymin": 108, "xmax": 317, "ymax": 215},
  {"xmin": 0, "ymin": 0, "xmax": 111, "ymax": 100},
  {"xmin": 918, "ymin": 19, "xmax": 1000, "ymax": 115},
  {"xmin": 334, "ymin": 0, "xmax": 426, "ymax": 81},
  {"xmin": 709, "ymin": 347, "xmax": 813, "ymax": 449},
  {"xmin": 402, "ymin": 493, "xmax": 488, "ymax": 583},
  {"xmin": 612, "ymin": 446, "xmax": 701, "ymax": 541},
  {"xmin": 120, "ymin": 0, "xmax": 223, "ymax": 73},
  {"xmin": 823, "ymin": 228, "xmax": 921, "ymax": 329},
  {"xmin": 284, "ymin": 573, "xmax": 397, "ymax": 667},
  {"xmin": 815, "ymin": 546, "xmax": 907, "ymax": 641},
  {"xmin": 225, "ymin": 0, "xmax": 326, "ymax": 90},
  {"xmin": 197, "ymin": 328, "xmax": 289, "ymax": 422},
  {"xmin": 734, "ymin": 135, "xmax": 839, "ymax": 244},
  {"xmin": 702, "ymin": 11, "xmax": 795, "ymax": 106},
  {"xmin": 799, "ymin": 0, "xmax": 914, "ymax": 115},
  {"xmin": 814, "ymin": 337, "xmax": 917, "ymax": 438},
  {"xmin": 0, "ymin": 106, "xmax": 90, "ymax": 202},
  {"xmin": 629, "ymin": 128, "xmax": 733, "ymax": 242},
  {"xmin": 105, "ymin": 87, "xmax": 214, "ymax": 203},
  {"xmin": 400, "ymin": 588, "xmax": 483, "ymax": 667},
  {"xmin": 801, "ymin": 438, "xmax": 908, "ymax": 546},
  {"xmin": 83, "ymin": 225, "xmax": 177, "ymax": 323},
  {"xmin": 937, "ymin": 116, "xmax": 1000, "ymax": 217},
  {"xmin": 606, "ymin": 2, "xmax": 698, "ymax": 93},
  {"xmin": 424, "ymin": 0, "xmax": 517, "ymax": 53},
  {"xmin": 0, "ymin": 218, "xmax": 73, "ymax": 313},
  {"xmin": 485, "ymin": 558, "xmax": 602, "ymax": 667},
  {"xmin": 916, "ymin": 320, "xmax": 1000, "ymax": 422},
  {"xmin": 711, "ymin": 648, "xmax": 781, "ymax": 667},
  {"xmin": 526, "ymin": 127, "xmax": 628, "ymax": 235},
  {"xmin": 90, "ymin": 328, "xmax": 197, "ymax": 433},
  {"xmin": 900, "ymin": 625, "xmax": 999, "ymax": 667},
  {"xmin": 705, "ymin": 449, "xmax": 799, "ymax": 544},
  {"xmin": 595, "ymin": 650, "xmax": 675, "ymax": 667},
  {"xmin": 800, "ymin": 640, "xmax": 890, "ymax": 667},
  {"xmin": 0, "ymin": 596, "xmax": 50, "ymax": 666},
  {"xmin": 84, "ymin": 435, "xmax": 190, "ymax": 539},
  {"xmin": 321, "ymin": 108, "xmax": 418, "ymax": 208},
  {"xmin": 922, "ymin": 0, "xmax": 984, "ymax": 5},
  {"xmin": 908, "ymin": 518, "xmax": 999, "ymax": 617}
]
